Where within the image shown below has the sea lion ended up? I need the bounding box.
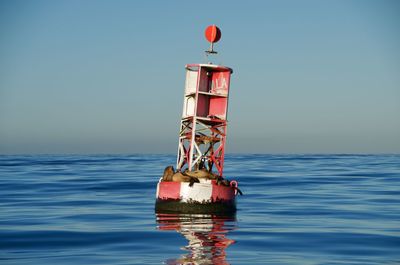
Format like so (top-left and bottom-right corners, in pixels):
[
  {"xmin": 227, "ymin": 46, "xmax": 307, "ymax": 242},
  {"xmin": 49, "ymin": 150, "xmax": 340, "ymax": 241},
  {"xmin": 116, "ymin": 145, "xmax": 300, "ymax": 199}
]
[
  {"xmin": 162, "ymin": 166, "xmax": 175, "ymax": 181},
  {"xmin": 162, "ymin": 166, "xmax": 199, "ymax": 187},
  {"xmin": 216, "ymin": 178, "xmax": 230, "ymax": 186},
  {"xmin": 183, "ymin": 169, "xmax": 219, "ymax": 180}
]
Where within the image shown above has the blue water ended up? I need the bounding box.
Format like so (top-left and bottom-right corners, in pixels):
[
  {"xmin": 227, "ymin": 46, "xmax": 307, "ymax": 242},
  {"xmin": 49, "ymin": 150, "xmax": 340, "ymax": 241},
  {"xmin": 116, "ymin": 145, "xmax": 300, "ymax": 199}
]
[{"xmin": 1, "ymin": 154, "xmax": 399, "ymax": 264}]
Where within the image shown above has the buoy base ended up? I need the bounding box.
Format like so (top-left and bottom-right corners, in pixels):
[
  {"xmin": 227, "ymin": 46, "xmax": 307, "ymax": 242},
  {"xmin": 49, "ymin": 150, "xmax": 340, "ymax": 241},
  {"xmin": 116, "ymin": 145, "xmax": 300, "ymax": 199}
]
[
  {"xmin": 155, "ymin": 200, "xmax": 236, "ymax": 214},
  {"xmin": 155, "ymin": 179, "xmax": 238, "ymax": 214}
]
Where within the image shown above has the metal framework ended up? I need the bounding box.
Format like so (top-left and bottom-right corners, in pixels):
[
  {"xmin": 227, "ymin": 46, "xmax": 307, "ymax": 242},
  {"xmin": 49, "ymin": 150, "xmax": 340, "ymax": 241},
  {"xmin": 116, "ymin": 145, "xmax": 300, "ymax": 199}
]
[{"xmin": 176, "ymin": 64, "xmax": 232, "ymax": 177}]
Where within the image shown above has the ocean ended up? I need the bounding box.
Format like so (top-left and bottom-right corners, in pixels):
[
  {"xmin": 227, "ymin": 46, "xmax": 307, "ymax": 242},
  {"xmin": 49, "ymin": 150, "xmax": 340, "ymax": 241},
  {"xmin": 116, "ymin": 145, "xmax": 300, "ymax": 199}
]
[{"xmin": 1, "ymin": 154, "xmax": 399, "ymax": 264}]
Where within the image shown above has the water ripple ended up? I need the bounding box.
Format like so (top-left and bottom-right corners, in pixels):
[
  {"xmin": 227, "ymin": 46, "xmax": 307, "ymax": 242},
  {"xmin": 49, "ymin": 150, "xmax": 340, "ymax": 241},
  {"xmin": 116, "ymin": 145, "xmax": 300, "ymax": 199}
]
[{"xmin": 0, "ymin": 154, "xmax": 399, "ymax": 264}]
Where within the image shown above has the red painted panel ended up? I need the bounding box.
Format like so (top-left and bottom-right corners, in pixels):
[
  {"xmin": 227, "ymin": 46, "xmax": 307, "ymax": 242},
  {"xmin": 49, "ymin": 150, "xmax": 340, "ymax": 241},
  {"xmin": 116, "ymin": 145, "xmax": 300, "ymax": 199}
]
[
  {"xmin": 209, "ymin": 97, "xmax": 227, "ymax": 119},
  {"xmin": 198, "ymin": 68, "xmax": 210, "ymax": 92},
  {"xmin": 211, "ymin": 71, "xmax": 230, "ymax": 95},
  {"xmin": 211, "ymin": 182, "xmax": 235, "ymax": 202},
  {"xmin": 158, "ymin": 182, "xmax": 181, "ymax": 200},
  {"xmin": 197, "ymin": 94, "xmax": 210, "ymax": 117}
]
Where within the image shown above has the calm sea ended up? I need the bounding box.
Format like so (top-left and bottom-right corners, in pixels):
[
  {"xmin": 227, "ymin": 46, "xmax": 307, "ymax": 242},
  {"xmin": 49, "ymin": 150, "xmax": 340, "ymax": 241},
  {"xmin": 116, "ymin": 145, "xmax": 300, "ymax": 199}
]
[{"xmin": 1, "ymin": 154, "xmax": 399, "ymax": 264}]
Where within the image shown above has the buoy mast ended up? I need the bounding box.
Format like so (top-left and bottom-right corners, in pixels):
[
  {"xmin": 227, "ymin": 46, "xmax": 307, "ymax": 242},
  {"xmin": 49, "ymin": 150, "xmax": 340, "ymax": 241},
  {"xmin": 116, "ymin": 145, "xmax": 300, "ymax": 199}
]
[
  {"xmin": 176, "ymin": 25, "xmax": 232, "ymax": 177},
  {"xmin": 155, "ymin": 25, "xmax": 239, "ymax": 213}
]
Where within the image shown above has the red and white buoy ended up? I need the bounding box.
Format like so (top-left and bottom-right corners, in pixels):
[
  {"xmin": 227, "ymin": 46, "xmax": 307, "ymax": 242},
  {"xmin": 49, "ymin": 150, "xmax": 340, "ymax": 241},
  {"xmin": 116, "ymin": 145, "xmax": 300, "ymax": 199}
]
[{"xmin": 155, "ymin": 25, "xmax": 239, "ymax": 213}]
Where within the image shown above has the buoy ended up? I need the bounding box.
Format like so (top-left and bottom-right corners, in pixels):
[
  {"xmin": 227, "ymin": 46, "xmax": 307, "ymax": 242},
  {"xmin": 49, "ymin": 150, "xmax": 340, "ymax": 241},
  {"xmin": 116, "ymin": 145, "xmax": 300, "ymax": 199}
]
[{"xmin": 155, "ymin": 25, "xmax": 239, "ymax": 213}]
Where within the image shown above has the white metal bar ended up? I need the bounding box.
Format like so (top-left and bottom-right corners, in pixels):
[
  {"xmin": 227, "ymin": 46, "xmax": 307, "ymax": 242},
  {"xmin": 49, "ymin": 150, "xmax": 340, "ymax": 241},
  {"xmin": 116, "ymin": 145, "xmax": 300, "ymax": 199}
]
[{"xmin": 193, "ymin": 141, "xmax": 203, "ymax": 167}]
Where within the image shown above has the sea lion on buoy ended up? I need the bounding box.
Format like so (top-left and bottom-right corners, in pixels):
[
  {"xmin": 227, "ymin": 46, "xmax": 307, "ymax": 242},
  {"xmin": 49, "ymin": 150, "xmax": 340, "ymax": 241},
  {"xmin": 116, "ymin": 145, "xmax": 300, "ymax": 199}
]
[
  {"xmin": 162, "ymin": 166, "xmax": 199, "ymax": 187},
  {"xmin": 216, "ymin": 178, "xmax": 230, "ymax": 186},
  {"xmin": 162, "ymin": 166, "xmax": 175, "ymax": 181},
  {"xmin": 183, "ymin": 169, "xmax": 218, "ymax": 180}
]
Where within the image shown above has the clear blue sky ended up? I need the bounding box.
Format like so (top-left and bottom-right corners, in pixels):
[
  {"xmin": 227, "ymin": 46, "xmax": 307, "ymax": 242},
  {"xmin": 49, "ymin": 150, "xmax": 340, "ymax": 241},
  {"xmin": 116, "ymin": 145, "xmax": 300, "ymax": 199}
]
[{"xmin": 0, "ymin": 0, "xmax": 399, "ymax": 154}]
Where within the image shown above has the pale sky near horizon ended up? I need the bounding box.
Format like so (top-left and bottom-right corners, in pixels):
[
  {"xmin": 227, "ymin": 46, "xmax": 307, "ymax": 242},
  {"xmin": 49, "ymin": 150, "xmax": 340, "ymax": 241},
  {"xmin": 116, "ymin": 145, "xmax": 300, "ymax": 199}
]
[{"xmin": 0, "ymin": 0, "xmax": 399, "ymax": 154}]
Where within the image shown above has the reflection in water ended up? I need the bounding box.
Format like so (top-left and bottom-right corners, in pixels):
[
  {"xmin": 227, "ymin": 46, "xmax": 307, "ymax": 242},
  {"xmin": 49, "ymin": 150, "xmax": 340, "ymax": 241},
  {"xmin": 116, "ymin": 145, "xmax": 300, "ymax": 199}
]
[{"xmin": 156, "ymin": 212, "xmax": 237, "ymax": 265}]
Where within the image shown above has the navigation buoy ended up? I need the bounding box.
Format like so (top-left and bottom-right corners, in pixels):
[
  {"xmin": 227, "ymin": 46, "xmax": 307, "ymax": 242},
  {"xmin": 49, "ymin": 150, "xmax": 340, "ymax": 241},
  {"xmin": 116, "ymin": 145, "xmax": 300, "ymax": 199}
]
[{"xmin": 155, "ymin": 25, "xmax": 240, "ymax": 213}]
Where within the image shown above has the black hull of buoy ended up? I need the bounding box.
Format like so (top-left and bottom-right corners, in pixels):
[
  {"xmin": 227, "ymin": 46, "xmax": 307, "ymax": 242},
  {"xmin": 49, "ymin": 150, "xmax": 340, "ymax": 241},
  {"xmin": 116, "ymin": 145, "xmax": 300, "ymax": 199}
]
[{"xmin": 155, "ymin": 200, "xmax": 236, "ymax": 214}]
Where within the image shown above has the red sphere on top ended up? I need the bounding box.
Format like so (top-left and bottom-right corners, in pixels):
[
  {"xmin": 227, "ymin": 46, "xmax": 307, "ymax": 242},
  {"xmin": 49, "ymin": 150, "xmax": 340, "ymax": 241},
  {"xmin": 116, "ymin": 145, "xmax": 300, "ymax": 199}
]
[{"xmin": 205, "ymin": 25, "xmax": 221, "ymax": 43}]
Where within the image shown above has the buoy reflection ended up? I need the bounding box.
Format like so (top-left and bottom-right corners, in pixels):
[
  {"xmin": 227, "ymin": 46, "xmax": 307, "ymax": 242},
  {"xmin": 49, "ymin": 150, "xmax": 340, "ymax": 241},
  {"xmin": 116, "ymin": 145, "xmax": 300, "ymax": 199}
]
[{"xmin": 156, "ymin": 212, "xmax": 236, "ymax": 265}]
